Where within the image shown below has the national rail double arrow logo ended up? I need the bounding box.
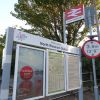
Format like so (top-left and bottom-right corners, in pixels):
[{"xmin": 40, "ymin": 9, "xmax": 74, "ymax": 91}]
[
  {"xmin": 65, "ymin": 4, "xmax": 84, "ymax": 24},
  {"xmin": 66, "ymin": 8, "xmax": 82, "ymax": 18}
]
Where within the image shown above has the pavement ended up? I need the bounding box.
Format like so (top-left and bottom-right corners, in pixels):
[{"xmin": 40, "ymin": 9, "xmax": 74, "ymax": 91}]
[{"xmin": 0, "ymin": 78, "xmax": 99, "ymax": 100}]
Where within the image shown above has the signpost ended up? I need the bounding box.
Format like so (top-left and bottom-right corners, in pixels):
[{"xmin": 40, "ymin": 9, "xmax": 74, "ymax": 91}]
[
  {"xmin": 82, "ymin": 39, "xmax": 100, "ymax": 100},
  {"xmin": 63, "ymin": 4, "xmax": 84, "ymax": 100},
  {"xmin": 83, "ymin": 5, "xmax": 100, "ymax": 100}
]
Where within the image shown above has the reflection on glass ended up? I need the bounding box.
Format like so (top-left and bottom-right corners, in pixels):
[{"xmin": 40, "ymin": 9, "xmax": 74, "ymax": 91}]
[{"xmin": 16, "ymin": 47, "xmax": 44, "ymax": 100}]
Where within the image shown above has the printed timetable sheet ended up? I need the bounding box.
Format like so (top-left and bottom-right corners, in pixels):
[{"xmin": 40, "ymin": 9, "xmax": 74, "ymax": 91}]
[{"xmin": 48, "ymin": 51, "xmax": 65, "ymax": 94}]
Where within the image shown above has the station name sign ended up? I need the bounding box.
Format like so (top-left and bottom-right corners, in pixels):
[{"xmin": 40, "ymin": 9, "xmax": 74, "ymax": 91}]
[
  {"xmin": 14, "ymin": 29, "xmax": 67, "ymax": 51},
  {"xmin": 64, "ymin": 4, "xmax": 84, "ymax": 24}
]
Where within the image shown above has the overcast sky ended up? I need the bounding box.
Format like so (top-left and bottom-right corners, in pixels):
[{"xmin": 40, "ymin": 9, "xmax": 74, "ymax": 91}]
[
  {"xmin": 0, "ymin": 0, "xmax": 31, "ymax": 35},
  {"xmin": 0, "ymin": 1, "xmax": 99, "ymax": 36}
]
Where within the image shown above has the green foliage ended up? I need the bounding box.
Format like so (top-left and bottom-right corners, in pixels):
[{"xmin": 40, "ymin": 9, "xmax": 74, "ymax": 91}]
[
  {"xmin": 0, "ymin": 35, "xmax": 5, "ymax": 75},
  {"xmin": 11, "ymin": 0, "xmax": 99, "ymax": 45},
  {"xmin": 95, "ymin": 57, "xmax": 100, "ymax": 68},
  {"xmin": 12, "ymin": 0, "xmax": 95, "ymax": 45},
  {"xmin": 0, "ymin": 45, "xmax": 3, "ymax": 75}
]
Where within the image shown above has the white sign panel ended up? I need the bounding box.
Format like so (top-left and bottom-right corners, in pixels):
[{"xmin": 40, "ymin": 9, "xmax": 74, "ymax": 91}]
[
  {"xmin": 67, "ymin": 45, "xmax": 81, "ymax": 55},
  {"xmin": 14, "ymin": 29, "xmax": 67, "ymax": 52},
  {"xmin": 13, "ymin": 29, "xmax": 81, "ymax": 55},
  {"xmin": 65, "ymin": 4, "xmax": 84, "ymax": 24}
]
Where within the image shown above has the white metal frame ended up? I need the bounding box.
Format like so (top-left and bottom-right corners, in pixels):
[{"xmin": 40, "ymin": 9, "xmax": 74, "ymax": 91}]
[
  {"xmin": 46, "ymin": 50, "xmax": 66, "ymax": 96},
  {"xmin": 66, "ymin": 54, "xmax": 81, "ymax": 91},
  {"xmin": 12, "ymin": 44, "xmax": 46, "ymax": 100}
]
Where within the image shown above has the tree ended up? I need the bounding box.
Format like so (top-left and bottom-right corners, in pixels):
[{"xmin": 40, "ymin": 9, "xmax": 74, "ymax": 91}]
[
  {"xmin": 0, "ymin": 35, "xmax": 5, "ymax": 74},
  {"xmin": 0, "ymin": 35, "xmax": 5, "ymax": 46},
  {"xmin": 12, "ymin": 0, "xmax": 99, "ymax": 46}
]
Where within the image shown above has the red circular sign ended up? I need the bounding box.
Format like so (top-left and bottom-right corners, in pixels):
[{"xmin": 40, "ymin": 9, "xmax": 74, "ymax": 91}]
[
  {"xmin": 20, "ymin": 66, "xmax": 33, "ymax": 80},
  {"xmin": 82, "ymin": 40, "xmax": 100, "ymax": 59}
]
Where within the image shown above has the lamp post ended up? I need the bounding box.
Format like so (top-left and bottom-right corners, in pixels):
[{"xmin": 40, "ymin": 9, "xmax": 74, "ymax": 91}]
[
  {"xmin": 88, "ymin": 2, "xmax": 99, "ymax": 100},
  {"xmin": 91, "ymin": 1, "xmax": 100, "ymax": 100}
]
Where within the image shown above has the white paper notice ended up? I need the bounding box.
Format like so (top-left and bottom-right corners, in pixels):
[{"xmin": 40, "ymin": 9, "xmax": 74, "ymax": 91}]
[
  {"xmin": 67, "ymin": 54, "xmax": 80, "ymax": 91},
  {"xmin": 48, "ymin": 51, "xmax": 65, "ymax": 94}
]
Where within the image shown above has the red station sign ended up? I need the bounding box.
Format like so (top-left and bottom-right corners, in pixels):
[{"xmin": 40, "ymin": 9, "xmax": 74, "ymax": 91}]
[{"xmin": 65, "ymin": 4, "xmax": 84, "ymax": 24}]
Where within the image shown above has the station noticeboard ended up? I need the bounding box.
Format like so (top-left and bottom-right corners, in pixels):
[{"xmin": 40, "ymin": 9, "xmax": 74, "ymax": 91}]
[{"xmin": 0, "ymin": 27, "xmax": 81, "ymax": 100}]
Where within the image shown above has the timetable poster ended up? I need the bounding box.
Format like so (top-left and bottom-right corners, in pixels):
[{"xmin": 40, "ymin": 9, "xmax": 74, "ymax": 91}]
[
  {"xmin": 67, "ymin": 54, "xmax": 80, "ymax": 91},
  {"xmin": 13, "ymin": 45, "xmax": 45, "ymax": 100},
  {"xmin": 47, "ymin": 51, "xmax": 65, "ymax": 95}
]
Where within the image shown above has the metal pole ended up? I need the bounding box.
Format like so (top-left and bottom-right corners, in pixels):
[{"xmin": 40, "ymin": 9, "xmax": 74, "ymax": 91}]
[
  {"xmin": 79, "ymin": 56, "xmax": 83, "ymax": 100},
  {"xmin": 92, "ymin": 59, "xmax": 99, "ymax": 100},
  {"xmin": 91, "ymin": 0, "xmax": 100, "ymax": 40},
  {"xmin": 88, "ymin": 9, "xmax": 93, "ymax": 36},
  {"xmin": 88, "ymin": 8, "xmax": 99, "ymax": 100},
  {"xmin": 63, "ymin": 12, "xmax": 67, "ymax": 43},
  {"xmin": 0, "ymin": 27, "xmax": 14, "ymax": 100}
]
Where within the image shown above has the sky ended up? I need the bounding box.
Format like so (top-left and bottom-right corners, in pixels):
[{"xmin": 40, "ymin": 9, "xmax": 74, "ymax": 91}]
[
  {"xmin": 0, "ymin": 0, "xmax": 85, "ymax": 36},
  {"xmin": 0, "ymin": 0, "xmax": 30, "ymax": 35},
  {"xmin": 0, "ymin": 1, "xmax": 99, "ymax": 36}
]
